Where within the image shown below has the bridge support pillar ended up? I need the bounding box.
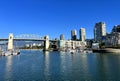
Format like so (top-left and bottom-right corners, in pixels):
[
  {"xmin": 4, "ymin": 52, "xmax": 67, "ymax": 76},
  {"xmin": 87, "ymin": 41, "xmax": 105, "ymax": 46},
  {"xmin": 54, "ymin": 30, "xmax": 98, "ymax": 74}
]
[
  {"xmin": 43, "ymin": 35, "xmax": 49, "ymax": 51},
  {"xmin": 8, "ymin": 33, "xmax": 14, "ymax": 50}
]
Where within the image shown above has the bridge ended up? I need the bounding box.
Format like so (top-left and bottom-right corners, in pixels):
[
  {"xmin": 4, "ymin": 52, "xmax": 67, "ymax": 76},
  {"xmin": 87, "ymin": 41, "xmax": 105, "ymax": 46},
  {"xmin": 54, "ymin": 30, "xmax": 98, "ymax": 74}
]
[
  {"xmin": 0, "ymin": 33, "xmax": 58, "ymax": 51},
  {"xmin": 0, "ymin": 34, "xmax": 57, "ymax": 41}
]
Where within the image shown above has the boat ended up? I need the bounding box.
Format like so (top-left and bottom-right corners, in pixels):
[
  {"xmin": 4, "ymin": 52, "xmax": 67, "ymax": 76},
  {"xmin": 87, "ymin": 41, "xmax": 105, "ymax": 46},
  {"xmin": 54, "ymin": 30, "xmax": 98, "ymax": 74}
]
[
  {"xmin": 12, "ymin": 42, "xmax": 20, "ymax": 55},
  {"xmin": 70, "ymin": 49, "xmax": 75, "ymax": 54},
  {"xmin": 4, "ymin": 51, "xmax": 12, "ymax": 56},
  {"xmin": 12, "ymin": 49, "xmax": 20, "ymax": 55}
]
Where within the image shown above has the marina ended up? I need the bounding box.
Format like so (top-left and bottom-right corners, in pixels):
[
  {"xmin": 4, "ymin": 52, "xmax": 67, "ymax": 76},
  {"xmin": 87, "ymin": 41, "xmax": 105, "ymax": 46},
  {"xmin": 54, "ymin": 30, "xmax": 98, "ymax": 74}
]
[{"xmin": 0, "ymin": 49, "xmax": 20, "ymax": 56}]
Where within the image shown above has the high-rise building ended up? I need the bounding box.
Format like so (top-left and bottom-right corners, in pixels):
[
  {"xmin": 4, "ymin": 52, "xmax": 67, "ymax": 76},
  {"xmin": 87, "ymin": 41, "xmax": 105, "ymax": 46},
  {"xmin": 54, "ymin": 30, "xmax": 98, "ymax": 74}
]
[
  {"xmin": 60, "ymin": 34, "xmax": 64, "ymax": 40},
  {"xmin": 80, "ymin": 28, "xmax": 86, "ymax": 42},
  {"xmin": 112, "ymin": 25, "xmax": 120, "ymax": 33},
  {"xmin": 94, "ymin": 22, "xmax": 106, "ymax": 42},
  {"xmin": 105, "ymin": 25, "xmax": 120, "ymax": 47},
  {"xmin": 71, "ymin": 29, "xmax": 77, "ymax": 40}
]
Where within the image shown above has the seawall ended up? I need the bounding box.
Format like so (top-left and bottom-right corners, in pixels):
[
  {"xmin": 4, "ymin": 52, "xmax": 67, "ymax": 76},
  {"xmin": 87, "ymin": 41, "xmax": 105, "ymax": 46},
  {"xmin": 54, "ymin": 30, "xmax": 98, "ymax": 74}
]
[{"xmin": 93, "ymin": 48, "xmax": 120, "ymax": 53}]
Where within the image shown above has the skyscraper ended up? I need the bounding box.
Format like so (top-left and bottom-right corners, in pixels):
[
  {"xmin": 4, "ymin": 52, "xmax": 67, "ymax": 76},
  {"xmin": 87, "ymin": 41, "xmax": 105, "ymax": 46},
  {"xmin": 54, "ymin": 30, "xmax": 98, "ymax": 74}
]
[
  {"xmin": 94, "ymin": 22, "xmax": 106, "ymax": 42},
  {"xmin": 80, "ymin": 28, "xmax": 86, "ymax": 42},
  {"xmin": 112, "ymin": 25, "xmax": 120, "ymax": 33},
  {"xmin": 60, "ymin": 34, "xmax": 64, "ymax": 40},
  {"xmin": 71, "ymin": 29, "xmax": 77, "ymax": 40}
]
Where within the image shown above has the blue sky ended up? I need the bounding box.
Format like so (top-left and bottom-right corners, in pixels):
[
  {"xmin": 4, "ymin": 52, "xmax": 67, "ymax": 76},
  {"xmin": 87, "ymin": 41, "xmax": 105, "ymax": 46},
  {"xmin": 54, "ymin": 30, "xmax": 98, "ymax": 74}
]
[{"xmin": 0, "ymin": 0, "xmax": 120, "ymax": 39}]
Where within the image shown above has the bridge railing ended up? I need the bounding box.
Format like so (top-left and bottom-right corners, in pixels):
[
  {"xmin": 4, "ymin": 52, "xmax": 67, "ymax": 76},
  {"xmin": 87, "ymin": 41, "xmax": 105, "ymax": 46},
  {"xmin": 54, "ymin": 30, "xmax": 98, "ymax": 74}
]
[{"xmin": 14, "ymin": 34, "xmax": 45, "ymax": 40}]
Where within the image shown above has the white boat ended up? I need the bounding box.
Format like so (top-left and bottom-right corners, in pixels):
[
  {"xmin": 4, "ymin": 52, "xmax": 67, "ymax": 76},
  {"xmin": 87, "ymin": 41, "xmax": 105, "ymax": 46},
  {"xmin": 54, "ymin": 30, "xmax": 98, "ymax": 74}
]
[
  {"xmin": 70, "ymin": 49, "xmax": 76, "ymax": 54},
  {"xmin": 86, "ymin": 50, "xmax": 93, "ymax": 53},
  {"xmin": 12, "ymin": 49, "xmax": 20, "ymax": 55},
  {"xmin": 12, "ymin": 43, "xmax": 20, "ymax": 55},
  {"xmin": 12, "ymin": 51, "xmax": 18, "ymax": 55},
  {"xmin": 4, "ymin": 51, "xmax": 12, "ymax": 56}
]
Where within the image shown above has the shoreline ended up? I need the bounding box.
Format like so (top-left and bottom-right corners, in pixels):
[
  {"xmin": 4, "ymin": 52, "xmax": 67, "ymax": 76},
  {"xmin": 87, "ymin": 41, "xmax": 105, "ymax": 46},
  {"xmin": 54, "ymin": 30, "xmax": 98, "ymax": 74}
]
[
  {"xmin": 93, "ymin": 48, "xmax": 120, "ymax": 53},
  {"xmin": 20, "ymin": 49, "xmax": 43, "ymax": 51}
]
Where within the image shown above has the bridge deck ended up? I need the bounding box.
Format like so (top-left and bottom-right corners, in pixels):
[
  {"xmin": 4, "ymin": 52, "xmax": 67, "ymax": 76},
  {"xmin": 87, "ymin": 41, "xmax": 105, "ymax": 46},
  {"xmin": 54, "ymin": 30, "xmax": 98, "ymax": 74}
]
[{"xmin": 0, "ymin": 38, "xmax": 57, "ymax": 42}]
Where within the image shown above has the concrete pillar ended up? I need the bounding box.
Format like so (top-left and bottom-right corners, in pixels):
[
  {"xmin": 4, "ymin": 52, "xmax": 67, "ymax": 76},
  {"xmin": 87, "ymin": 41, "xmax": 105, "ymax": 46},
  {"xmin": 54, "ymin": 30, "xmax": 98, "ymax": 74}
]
[
  {"xmin": 43, "ymin": 35, "xmax": 49, "ymax": 51},
  {"xmin": 8, "ymin": 33, "xmax": 14, "ymax": 50}
]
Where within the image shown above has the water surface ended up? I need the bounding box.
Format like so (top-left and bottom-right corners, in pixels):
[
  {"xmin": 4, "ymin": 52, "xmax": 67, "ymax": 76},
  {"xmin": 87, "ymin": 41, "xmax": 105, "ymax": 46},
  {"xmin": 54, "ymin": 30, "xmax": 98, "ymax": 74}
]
[{"xmin": 0, "ymin": 50, "xmax": 120, "ymax": 81}]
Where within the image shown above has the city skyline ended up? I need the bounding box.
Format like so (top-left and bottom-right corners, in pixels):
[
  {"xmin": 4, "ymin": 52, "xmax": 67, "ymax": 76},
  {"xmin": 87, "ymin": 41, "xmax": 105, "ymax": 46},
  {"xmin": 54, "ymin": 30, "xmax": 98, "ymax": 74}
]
[{"xmin": 0, "ymin": 0, "xmax": 120, "ymax": 39}]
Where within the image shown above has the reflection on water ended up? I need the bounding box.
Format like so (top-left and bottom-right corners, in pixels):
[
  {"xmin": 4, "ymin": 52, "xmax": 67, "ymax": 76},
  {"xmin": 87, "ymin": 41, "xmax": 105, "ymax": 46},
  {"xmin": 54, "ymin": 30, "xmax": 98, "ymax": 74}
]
[
  {"xmin": 5, "ymin": 56, "xmax": 13, "ymax": 80},
  {"xmin": 0, "ymin": 50, "xmax": 120, "ymax": 81},
  {"xmin": 43, "ymin": 51, "xmax": 50, "ymax": 79}
]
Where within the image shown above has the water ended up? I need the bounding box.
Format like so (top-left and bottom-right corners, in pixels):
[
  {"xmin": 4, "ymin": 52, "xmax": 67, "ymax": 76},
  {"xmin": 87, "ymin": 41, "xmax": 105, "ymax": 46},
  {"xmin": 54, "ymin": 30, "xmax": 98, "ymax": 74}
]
[{"xmin": 0, "ymin": 50, "xmax": 120, "ymax": 81}]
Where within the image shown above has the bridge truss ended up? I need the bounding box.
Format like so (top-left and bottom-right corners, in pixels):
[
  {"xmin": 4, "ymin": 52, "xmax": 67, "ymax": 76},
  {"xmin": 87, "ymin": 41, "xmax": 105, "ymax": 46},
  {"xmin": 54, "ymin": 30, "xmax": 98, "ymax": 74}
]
[{"xmin": 14, "ymin": 34, "xmax": 44, "ymax": 40}]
